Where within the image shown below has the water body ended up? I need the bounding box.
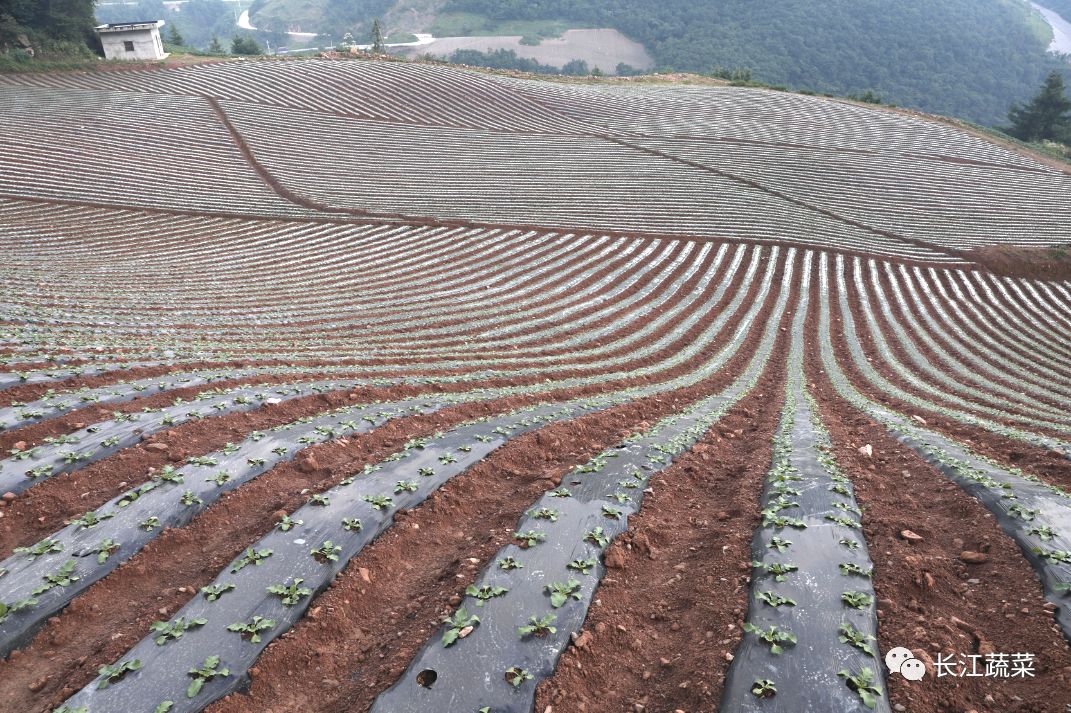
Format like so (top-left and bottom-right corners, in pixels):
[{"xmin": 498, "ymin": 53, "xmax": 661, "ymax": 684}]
[{"xmin": 1030, "ymin": 1, "xmax": 1071, "ymax": 54}]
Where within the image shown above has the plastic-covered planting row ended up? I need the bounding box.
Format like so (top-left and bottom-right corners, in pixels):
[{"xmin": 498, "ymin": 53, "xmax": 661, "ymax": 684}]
[
  {"xmin": 832, "ymin": 255, "xmax": 1071, "ymax": 460},
  {"xmin": 0, "ymin": 366, "xmax": 356, "ymax": 431},
  {"xmin": 0, "ymin": 380, "xmax": 366, "ymax": 496},
  {"xmin": 870, "ymin": 261, "xmax": 1071, "ymax": 410},
  {"xmin": 935, "ymin": 271, "xmax": 1071, "ymax": 390},
  {"xmin": 0, "ymin": 60, "xmax": 596, "ymax": 134},
  {"xmin": 626, "ymin": 136, "xmax": 1071, "ymax": 252},
  {"xmin": 0, "ymin": 213, "xmax": 486, "ymax": 307},
  {"xmin": 722, "ymin": 276, "xmax": 889, "ymax": 712},
  {"xmin": 0, "ymin": 245, "xmax": 790, "ymax": 667},
  {"xmin": 219, "ymin": 98, "xmax": 949, "ymax": 264},
  {"xmin": 0, "ymin": 396, "xmax": 442, "ymax": 657},
  {"xmin": 6, "ymin": 229, "xmax": 618, "ymax": 336},
  {"xmin": 976, "ymin": 271, "xmax": 1071, "ymax": 357},
  {"xmin": 902, "ymin": 264, "xmax": 1071, "ymax": 398},
  {"xmin": 2, "ymin": 235, "xmax": 681, "ymax": 362},
  {"xmin": 34, "ymin": 242, "xmax": 749, "ymax": 408},
  {"xmin": 50, "ymin": 244, "xmax": 796, "ymax": 713},
  {"xmin": 370, "ymin": 249, "xmax": 798, "ymax": 713},
  {"xmin": 58, "ymin": 401, "xmax": 596, "ymax": 712},
  {"xmin": 0, "ymin": 221, "xmax": 550, "ymax": 321},
  {"xmin": 850, "ymin": 261, "xmax": 1071, "ymax": 431},
  {"xmin": 0, "ymin": 85, "xmax": 325, "ymax": 219},
  {"xmin": 819, "ymin": 254, "xmax": 1071, "ymax": 642},
  {"xmin": 0, "ymin": 360, "xmax": 155, "ymax": 390},
  {"xmin": 12, "ymin": 236, "xmax": 672, "ymax": 354},
  {"xmin": 504, "ymin": 76, "xmax": 1024, "ymax": 163}
]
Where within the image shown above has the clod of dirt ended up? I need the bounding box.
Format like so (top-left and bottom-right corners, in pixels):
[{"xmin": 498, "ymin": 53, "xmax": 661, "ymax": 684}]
[{"xmin": 958, "ymin": 551, "xmax": 989, "ymax": 564}]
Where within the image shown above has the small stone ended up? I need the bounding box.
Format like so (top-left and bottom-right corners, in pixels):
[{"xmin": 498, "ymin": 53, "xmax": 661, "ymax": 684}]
[
  {"xmin": 724, "ymin": 651, "xmax": 734, "ymax": 662},
  {"xmin": 448, "ymin": 595, "xmax": 462, "ymax": 606},
  {"xmin": 858, "ymin": 444, "xmax": 873, "ymax": 458},
  {"xmin": 1, "ymin": 492, "xmax": 15, "ymax": 503},
  {"xmin": 144, "ymin": 442, "xmax": 169, "ymax": 453},
  {"xmin": 297, "ymin": 455, "xmax": 320, "ymax": 473},
  {"xmin": 912, "ymin": 415, "xmax": 927, "ymax": 425},
  {"xmin": 12, "ymin": 441, "xmax": 27, "ymax": 452},
  {"xmin": 28, "ymin": 677, "xmax": 47, "ymax": 692},
  {"xmin": 659, "ymin": 657, "xmax": 672, "ymax": 667},
  {"xmin": 900, "ymin": 529, "xmax": 923, "ymax": 542},
  {"xmin": 959, "ymin": 551, "xmax": 989, "ymax": 564},
  {"xmin": 894, "ymin": 705, "xmax": 907, "ymax": 712},
  {"xmin": 573, "ymin": 631, "xmax": 593, "ymax": 650},
  {"xmin": 358, "ymin": 567, "xmax": 371, "ymax": 583}
]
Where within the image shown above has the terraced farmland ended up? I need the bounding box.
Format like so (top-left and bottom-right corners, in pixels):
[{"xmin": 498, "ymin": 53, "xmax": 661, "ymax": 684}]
[{"xmin": 0, "ymin": 57, "xmax": 1069, "ymax": 713}]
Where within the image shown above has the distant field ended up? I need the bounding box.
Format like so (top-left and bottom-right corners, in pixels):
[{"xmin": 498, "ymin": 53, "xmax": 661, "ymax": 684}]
[{"xmin": 397, "ymin": 28, "xmax": 654, "ymax": 73}]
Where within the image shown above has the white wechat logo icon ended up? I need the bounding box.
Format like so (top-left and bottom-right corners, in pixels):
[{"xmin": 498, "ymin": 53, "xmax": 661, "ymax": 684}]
[{"xmin": 885, "ymin": 646, "xmax": 926, "ymax": 681}]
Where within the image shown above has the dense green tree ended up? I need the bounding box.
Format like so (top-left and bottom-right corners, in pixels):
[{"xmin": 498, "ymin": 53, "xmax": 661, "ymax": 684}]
[
  {"xmin": 231, "ymin": 34, "xmax": 263, "ymax": 55},
  {"xmin": 207, "ymin": 34, "xmax": 224, "ymax": 54},
  {"xmin": 166, "ymin": 23, "xmax": 185, "ymax": 47},
  {"xmin": 1007, "ymin": 71, "xmax": 1071, "ymax": 141},
  {"xmin": 371, "ymin": 18, "xmax": 384, "ymax": 53}
]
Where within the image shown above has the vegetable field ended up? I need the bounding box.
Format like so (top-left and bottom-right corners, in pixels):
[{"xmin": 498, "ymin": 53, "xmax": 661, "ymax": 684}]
[{"xmin": 0, "ymin": 58, "xmax": 1070, "ymax": 713}]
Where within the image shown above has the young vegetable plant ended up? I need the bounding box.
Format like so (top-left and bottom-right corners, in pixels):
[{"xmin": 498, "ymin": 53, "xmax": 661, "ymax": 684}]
[
  {"xmin": 518, "ymin": 613, "xmax": 557, "ymax": 638},
  {"xmin": 498, "ymin": 556, "xmax": 523, "ymax": 571},
  {"xmin": 751, "ymin": 678, "xmax": 777, "ymax": 699},
  {"xmin": 505, "ymin": 666, "xmax": 533, "ymax": 687},
  {"xmin": 277, "ymin": 515, "xmax": 302, "ymax": 531},
  {"xmin": 567, "ymin": 558, "xmax": 596, "ymax": 575},
  {"xmin": 839, "ymin": 562, "xmax": 873, "ymax": 578},
  {"xmin": 742, "ymin": 622, "xmax": 797, "ymax": 655},
  {"xmin": 513, "ymin": 530, "xmax": 546, "ymax": 547},
  {"xmin": 139, "ymin": 516, "xmax": 161, "ymax": 531},
  {"xmin": 751, "ymin": 561, "xmax": 798, "ymax": 582},
  {"xmin": 837, "ymin": 622, "xmax": 876, "ymax": 656},
  {"xmin": 14, "ymin": 537, "xmax": 63, "ymax": 559},
  {"xmin": 231, "ymin": 547, "xmax": 272, "ymax": 572},
  {"xmin": 442, "ymin": 606, "xmax": 479, "ymax": 647},
  {"xmin": 756, "ymin": 591, "xmax": 796, "ymax": 607},
  {"xmin": 201, "ymin": 583, "xmax": 236, "ymax": 601},
  {"xmin": 529, "ymin": 507, "xmax": 558, "ymax": 522},
  {"xmin": 466, "ymin": 584, "xmax": 509, "ymax": 605},
  {"xmin": 546, "ymin": 579, "xmax": 582, "ymax": 608},
  {"xmin": 767, "ymin": 536, "xmax": 792, "ymax": 552},
  {"xmin": 93, "ymin": 538, "xmax": 120, "ymax": 564},
  {"xmin": 227, "ymin": 615, "xmax": 275, "ymax": 643},
  {"xmin": 342, "ymin": 517, "xmax": 363, "ymax": 531},
  {"xmin": 363, "ymin": 494, "xmax": 393, "ymax": 510},
  {"xmin": 67, "ymin": 510, "xmax": 114, "ymax": 530},
  {"xmin": 842, "ymin": 591, "xmax": 874, "ymax": 609},
  {"xmin": 585, "ymin": 527, "xmax": 610, "ymax": 547},
  {"xmin": 837, "ymin": 667, "xmax": 882, "ymax": 710},
  {"xmin": 151, "ymin": 616, "xmax": 208, "ymax": 646},
  {"xmin": 312, "ymin": 541, "xmax": 342, "ymax": 563},
  {"xmin": 267, "ymin": 578, "xmax": 313, "ymax": 606},
  {"xmin": 395, "ymin": 480, "xmax": 418, "ymax": 494},
  {"xmin": 187, "ymin": 655, "xmax": 229, "ymax": 699},
  {"xmin": 97, "ymin": 659, "xmax": 142, "ymax": 689},
  {"xmin": 180, "ymin": 490, "xmax": 203, "ymax": 507}
]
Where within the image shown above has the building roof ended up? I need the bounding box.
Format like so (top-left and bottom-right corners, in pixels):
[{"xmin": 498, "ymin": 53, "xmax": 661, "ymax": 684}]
[{"xmin": 95, "ymin": 21, "xmax": 164, "ymax": 33}]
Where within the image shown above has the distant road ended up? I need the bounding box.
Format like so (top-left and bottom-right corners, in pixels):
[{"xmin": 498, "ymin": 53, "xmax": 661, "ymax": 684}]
[{"xmin": 1030, "ymin": 1, "xmax": 1071, "ymax": 54}]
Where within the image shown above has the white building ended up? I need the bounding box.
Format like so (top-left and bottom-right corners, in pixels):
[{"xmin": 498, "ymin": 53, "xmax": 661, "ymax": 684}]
[{"xmin": 96, "ymin": 21, "xmax": 168, "ymax": 61}]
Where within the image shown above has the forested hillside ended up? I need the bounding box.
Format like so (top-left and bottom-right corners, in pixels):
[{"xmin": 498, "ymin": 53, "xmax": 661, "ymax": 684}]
[
  {"xmin": 0, "ymin": 0, "xmax": 97, "ymax": 53},
  {"xmin": 444, "ymin": 0, "xmax": 1069, "ymax": 125}
]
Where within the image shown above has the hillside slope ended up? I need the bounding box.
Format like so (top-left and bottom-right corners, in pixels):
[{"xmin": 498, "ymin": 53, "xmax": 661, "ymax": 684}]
[{"xmin": 248, "ymin": 0, "xmax": 1071, "ymax": 124}]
